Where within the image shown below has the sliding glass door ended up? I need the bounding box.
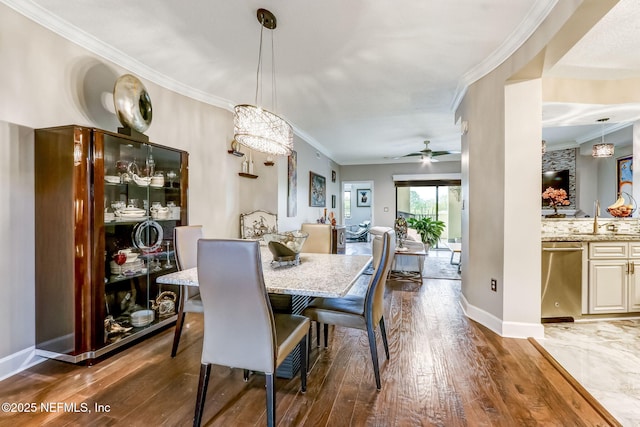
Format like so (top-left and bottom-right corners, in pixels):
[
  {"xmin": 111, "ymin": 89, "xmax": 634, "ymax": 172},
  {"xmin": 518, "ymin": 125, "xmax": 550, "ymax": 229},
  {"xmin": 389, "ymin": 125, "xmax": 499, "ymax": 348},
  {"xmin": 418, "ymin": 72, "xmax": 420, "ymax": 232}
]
[{"xmin": 396, "ymin": 181, "xmax": 461, "ymax": 248}]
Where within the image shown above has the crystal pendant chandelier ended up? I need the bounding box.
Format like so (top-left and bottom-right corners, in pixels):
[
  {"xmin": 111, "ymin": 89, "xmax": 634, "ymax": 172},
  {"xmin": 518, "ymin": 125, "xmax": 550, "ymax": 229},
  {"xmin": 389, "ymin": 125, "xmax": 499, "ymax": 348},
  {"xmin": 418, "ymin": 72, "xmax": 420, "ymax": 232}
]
[
  {"xmin": 592, "ymin": 118, "xmax": 614, "ymax": 158},
  {"xmin": 233, "ymin": 9, "xmax": 293, "ymax": 156}
]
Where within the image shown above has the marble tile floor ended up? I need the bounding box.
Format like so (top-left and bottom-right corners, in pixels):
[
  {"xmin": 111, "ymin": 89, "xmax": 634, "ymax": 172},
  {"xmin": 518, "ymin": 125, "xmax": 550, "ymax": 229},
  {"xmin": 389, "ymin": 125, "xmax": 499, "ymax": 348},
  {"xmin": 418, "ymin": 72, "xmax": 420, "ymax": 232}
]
[{"xmin": 539, "ymin": 319, "xmax": 640, "ymax": 426}]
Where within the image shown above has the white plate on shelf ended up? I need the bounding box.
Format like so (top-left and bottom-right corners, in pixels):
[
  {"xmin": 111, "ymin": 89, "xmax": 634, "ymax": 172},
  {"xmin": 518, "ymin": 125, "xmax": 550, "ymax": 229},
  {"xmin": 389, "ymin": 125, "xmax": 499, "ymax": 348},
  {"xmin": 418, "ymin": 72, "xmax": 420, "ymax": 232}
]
[
  {"xmin": 117, "ymin": 208, "xmax": 146, "ymax": 218},
  {"xmin": 110, "ymin": 258, "xmax": 144, "ymax": 274}
]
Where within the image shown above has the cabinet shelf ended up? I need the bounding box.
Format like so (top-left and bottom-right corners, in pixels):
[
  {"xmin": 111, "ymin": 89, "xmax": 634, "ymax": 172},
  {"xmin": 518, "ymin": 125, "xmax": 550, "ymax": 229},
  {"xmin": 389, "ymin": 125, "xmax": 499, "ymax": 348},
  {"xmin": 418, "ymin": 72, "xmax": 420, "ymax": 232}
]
[
  {"xmin": 101, "ymin": 314, "xmax": 177, "ymax": 359},
  {"xmin": 105, "ymin": 217, "xmax": 180, "ymax": 225},
  {"xmin": 107, "ymin": 266, "xmax": 178, "ymax": 285}
]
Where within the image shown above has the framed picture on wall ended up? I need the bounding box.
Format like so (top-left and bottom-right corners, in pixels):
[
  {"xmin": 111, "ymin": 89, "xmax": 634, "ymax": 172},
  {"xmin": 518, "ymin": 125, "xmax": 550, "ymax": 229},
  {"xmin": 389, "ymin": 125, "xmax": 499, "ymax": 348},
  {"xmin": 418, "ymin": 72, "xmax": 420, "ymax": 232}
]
[
  {"xmin": 309, "ymin": 171, "xmax": 326, "ymax": 207},
  {"xmin": 356, "ymin": 189, "xmax": 371, "ymax": 207},
  {"xmin": 617, "ymin": 155, "xmax": 633, "ymax": 197},
  {"xmin": 331, "ymin": 170, "xmax": 336, "ymax": 182},
  {"xmin": 287, "ymin": 151, "xmax": 297, "ymax": 217},
  {"xmin": 331, "ymin": 194, "xmax": 336, "ymax": 209}
]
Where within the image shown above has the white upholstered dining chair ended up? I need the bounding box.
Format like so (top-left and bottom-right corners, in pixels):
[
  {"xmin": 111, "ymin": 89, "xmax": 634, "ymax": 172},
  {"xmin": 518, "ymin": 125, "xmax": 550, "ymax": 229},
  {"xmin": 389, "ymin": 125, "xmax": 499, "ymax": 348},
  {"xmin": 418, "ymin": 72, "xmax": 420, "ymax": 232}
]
[
  {"xmin": 170, "ymin": 225, "xmax": 204, "ymax": 357},
  {"xmin": 300, "ymin": 223, "xmax": 332, "ymax": 253}
]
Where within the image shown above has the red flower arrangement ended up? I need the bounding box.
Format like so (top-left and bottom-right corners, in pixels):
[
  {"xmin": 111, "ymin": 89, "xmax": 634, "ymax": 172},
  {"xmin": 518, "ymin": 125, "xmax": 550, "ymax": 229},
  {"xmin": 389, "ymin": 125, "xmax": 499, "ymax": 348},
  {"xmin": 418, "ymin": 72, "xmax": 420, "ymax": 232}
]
[{"xmin": 542, "ymin": 187, "xmax": 570, "ymax": 214}]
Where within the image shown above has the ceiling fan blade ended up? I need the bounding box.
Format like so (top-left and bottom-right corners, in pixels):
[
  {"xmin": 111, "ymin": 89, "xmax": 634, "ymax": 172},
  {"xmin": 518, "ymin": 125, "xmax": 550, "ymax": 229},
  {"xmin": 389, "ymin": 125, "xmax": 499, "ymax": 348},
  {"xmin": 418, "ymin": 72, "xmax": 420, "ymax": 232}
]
[
  {"xmin": 402, "ymin": 152, "xmax": 422, "ymax": 157},
  {"xmin": 432, "ymin": 150, "xmax": 460, "ymax": 156}
]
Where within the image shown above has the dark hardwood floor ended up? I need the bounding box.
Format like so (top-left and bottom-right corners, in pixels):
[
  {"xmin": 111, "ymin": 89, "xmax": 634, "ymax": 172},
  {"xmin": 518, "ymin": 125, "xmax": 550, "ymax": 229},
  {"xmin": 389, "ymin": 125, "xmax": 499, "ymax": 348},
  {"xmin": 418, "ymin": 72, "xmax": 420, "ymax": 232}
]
[{"xmin": 0, "ymin": 277, "xmax": 618, "ymax": 426}]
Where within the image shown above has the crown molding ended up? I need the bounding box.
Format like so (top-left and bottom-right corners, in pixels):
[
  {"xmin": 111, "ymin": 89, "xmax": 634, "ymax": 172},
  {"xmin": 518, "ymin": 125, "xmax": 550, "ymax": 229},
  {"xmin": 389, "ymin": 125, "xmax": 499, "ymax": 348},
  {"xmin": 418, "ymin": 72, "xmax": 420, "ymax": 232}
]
[
  {"xmin": 1, "ymin": 0, "xmax": 331, "ymax": 157},
  {"xmin": 574, "ymin": 122, "xmax": 633, "ymax": 144},
  {"xmin": 1, "ymin": 0, "xmax": 237, "ymax": 111},
  {"xmin": 450, "ymin": 0, "xmax": 559, "ymax": 112}
]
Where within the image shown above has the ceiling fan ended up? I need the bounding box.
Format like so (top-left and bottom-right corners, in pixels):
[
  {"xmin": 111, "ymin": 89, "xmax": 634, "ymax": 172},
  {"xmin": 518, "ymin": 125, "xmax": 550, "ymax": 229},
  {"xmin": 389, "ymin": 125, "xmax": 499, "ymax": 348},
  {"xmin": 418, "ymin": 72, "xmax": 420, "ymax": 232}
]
[{"xmin": 398, "ymin": 140, "xmax": 459, "ymax": 162}]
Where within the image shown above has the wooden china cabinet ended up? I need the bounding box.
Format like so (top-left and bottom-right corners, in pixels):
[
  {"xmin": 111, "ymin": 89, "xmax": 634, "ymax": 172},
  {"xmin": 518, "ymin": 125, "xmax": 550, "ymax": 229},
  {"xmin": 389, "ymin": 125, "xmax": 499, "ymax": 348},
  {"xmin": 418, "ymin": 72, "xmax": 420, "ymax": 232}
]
[{"xmin": 34, "ymin": 125, "xmax": 188, "ymax": 363}]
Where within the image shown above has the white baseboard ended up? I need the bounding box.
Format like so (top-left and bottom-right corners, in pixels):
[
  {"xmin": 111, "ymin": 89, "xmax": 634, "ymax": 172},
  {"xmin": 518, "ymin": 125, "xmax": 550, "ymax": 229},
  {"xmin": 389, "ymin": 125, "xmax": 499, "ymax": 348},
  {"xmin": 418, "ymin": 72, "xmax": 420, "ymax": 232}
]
[
  {"xmin": 459, "ymin": 293, "xmax": 545, "ymax": 339},
  {"xmin": 0, "ymin": 347, "xmax": 46, "ymax": 382}
]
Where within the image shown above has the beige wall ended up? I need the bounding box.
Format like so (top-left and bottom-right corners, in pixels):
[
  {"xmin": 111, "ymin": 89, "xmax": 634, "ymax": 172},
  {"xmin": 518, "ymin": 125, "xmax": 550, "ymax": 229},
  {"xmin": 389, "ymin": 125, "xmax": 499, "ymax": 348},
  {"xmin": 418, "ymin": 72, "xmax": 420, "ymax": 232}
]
[
  {"xmin": 453, "ymin": 0, "xmax": 626, "ymax": 337},
  {"xmin": 341, "ymin": 162, "xmax": 461, "ymax": 228},
  {"xmin": 454, "ymin": 0, "xmax": 595, "ymax": 337},
  {"xmin": 397, "ymin": 187, "xmax": 410, "ymax": 214},
  {"xmin": 277, "ymin": 135, "xmax": 342, "ymax": 231}
]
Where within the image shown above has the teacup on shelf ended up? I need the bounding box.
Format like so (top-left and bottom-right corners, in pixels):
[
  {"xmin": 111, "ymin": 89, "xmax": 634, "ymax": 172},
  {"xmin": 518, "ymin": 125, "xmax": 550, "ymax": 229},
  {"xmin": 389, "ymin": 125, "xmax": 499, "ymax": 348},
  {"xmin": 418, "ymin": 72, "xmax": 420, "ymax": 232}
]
[
  {"xmin": 151, "ymin": 205, "xmax": 170, "ymax": 219},
  {"xmin": 151, "ymin": 172, "xmax": 165, "ymax": 187}
]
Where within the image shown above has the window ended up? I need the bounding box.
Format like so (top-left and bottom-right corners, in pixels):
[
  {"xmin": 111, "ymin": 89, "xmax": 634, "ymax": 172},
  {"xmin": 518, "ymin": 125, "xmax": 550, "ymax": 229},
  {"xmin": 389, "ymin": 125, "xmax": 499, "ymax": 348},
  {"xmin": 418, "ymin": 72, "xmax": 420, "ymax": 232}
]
[
  {"xmin": 396, "ymin": 180, "xmax": 462, "ymax": 248},
  {"xmin": 344, "ymin": 190, "xmax": 351, "ymax": 219}
]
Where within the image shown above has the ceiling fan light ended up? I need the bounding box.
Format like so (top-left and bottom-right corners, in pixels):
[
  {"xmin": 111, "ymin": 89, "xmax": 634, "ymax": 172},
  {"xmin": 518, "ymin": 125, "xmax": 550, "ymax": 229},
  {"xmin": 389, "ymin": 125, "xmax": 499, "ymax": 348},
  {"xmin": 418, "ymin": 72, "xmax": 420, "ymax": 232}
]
[{"xmin": 592, "ymin": 143, "xmax": 614, "ymax": 158}]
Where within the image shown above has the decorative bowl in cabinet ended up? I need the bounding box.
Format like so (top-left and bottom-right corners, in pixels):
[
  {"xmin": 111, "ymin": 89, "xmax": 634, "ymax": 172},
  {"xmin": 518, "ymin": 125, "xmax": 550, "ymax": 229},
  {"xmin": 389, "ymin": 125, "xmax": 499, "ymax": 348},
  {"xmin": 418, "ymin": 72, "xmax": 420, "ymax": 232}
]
[{"xmin": 130, "ymin": 309, "xmax": 155, "ymax": 327}]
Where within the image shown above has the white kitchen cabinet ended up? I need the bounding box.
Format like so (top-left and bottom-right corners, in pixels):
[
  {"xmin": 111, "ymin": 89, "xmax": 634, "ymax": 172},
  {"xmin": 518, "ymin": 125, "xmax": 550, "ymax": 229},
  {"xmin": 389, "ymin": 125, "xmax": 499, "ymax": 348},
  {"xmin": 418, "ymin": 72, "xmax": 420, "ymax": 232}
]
[
  {"xmin": 589, "ymin": 260, "xmax": 627, "ymax": 313},
  {"xmin": 630, "ymin": 260, "xmax": 640, "ymax": 311},
  {"xmin": 588, "ymin": 242, "xmax": 640, "ymax": 314}
]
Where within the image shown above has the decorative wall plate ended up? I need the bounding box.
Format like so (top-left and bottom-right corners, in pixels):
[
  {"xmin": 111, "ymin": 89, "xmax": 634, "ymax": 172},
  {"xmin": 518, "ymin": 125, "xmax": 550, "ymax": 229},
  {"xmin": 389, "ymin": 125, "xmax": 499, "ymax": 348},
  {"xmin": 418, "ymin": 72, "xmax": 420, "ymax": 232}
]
[{"xmin": 113, "ymin": 74, "xmax": 153, "ymax": 133}]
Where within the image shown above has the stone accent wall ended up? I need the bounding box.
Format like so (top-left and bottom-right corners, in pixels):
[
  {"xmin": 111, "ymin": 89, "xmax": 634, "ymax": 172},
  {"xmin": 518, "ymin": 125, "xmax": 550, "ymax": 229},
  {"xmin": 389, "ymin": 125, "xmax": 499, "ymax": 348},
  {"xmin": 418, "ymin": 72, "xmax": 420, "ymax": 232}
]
[{"xmin": 542, "ymin": 148, "xmax": 576, "ymax": 209}]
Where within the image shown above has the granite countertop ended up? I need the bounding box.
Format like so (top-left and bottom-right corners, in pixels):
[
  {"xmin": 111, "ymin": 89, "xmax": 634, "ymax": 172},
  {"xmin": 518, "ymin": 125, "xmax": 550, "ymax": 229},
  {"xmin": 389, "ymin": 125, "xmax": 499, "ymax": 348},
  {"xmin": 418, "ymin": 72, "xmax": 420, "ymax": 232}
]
[
  {"xmin": 157, "ymin": 246, "xmax": 373, "ymax": 298},
  {"xmin": 542, "ymin": 232, "xmax": 640, "ymax": 242}
]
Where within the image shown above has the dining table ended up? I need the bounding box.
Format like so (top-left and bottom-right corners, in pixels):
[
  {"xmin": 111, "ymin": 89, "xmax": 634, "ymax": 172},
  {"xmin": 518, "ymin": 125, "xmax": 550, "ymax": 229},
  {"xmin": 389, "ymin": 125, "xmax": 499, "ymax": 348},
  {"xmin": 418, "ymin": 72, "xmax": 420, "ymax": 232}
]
[
  {"xmin": 157, "ymin": 246, "xmax": 372, "ymax": 298},
  {"xmin": 156, "ymin": 245, "xmax": 372, "ymax": 378}
]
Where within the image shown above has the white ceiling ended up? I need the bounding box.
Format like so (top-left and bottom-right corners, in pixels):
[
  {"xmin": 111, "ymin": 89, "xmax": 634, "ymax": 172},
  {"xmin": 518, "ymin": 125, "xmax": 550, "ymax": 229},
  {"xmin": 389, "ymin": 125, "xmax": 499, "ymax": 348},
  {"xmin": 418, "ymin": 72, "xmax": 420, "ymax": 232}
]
[
  {"xmin": 4, "ymin": 0, "xmax": 640, "ymax": 163},
  {"xmin": 542, "ymin": 0, "xmax": 640, "ymax": 150}
]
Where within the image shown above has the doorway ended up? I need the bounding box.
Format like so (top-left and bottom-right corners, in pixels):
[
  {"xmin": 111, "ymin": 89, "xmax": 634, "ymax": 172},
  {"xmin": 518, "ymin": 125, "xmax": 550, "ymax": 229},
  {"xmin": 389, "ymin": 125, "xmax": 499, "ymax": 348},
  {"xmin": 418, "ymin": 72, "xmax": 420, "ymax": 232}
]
[{"xmin": 342, "ymin": 181, "xmax": 374, "ymax": 243}]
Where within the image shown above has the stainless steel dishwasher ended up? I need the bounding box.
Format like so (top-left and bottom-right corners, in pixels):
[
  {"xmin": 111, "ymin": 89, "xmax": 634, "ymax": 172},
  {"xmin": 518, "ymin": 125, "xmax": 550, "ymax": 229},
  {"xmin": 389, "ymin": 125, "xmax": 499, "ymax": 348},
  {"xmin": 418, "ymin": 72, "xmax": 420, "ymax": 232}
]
[{"xmin": 541, "ymin": 241, "xmax": 584, "ymax": 321}]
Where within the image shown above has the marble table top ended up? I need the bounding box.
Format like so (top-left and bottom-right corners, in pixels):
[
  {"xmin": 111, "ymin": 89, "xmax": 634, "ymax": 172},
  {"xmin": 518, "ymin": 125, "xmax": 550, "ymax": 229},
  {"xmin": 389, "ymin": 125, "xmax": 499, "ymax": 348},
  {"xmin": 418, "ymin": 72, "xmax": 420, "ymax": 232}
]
[{"xmin": 157, "ymin": 246, "xmax": 372, "ymax": 298}]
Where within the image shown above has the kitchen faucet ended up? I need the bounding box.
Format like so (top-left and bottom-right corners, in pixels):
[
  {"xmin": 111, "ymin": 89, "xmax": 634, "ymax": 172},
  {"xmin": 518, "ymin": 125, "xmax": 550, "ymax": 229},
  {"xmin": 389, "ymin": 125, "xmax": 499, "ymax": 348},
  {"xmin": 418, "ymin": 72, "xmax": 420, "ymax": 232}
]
[{"xmin": 593, "ymin": 200, "xmax": 600, "ymax": 234}]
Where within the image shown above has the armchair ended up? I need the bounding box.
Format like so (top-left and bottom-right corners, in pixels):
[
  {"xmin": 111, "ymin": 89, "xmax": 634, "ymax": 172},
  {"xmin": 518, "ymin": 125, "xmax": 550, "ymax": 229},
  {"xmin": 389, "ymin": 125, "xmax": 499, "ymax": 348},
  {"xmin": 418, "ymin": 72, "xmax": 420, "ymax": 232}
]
[
  {"xmin": 345, "ymin": 220, "xmax": 371, "ymax": 242},
  {"xmin": 240, "ymin": 209, "xmax": 278, "ymax": 241}
]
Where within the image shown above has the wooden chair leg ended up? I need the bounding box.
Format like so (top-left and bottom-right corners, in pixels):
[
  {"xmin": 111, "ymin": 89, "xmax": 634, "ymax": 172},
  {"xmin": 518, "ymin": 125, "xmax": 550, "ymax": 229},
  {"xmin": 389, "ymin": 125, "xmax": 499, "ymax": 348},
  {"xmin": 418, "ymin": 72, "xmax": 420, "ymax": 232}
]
[
  {"xmin": 366, "ymin": 323, "xmax": 382, "ymax": 390},
  {"xmin": 315, "ymin": 322, "xmax": 321, "ymax": 347},
  {"xmin": 323, "ymin": 323, "xmax": 329, "ymax": 348},
  {"xmin": 265, "ymin": 373, "xmax": 276, "ymax": 427},
  {"xmin": 379, "ymin": 317, "xmax": 390, "ymax": 360},
  {"xmin": 300, "ymin": 335, "xmax": 308, "ymax": 392},
  {"xmin": 193, "ymin": 363, "xmax": 211, "ymax": 427},
  {"xmin": 171, "ymin": 311, "xmax": 186, "ymax": 357}
]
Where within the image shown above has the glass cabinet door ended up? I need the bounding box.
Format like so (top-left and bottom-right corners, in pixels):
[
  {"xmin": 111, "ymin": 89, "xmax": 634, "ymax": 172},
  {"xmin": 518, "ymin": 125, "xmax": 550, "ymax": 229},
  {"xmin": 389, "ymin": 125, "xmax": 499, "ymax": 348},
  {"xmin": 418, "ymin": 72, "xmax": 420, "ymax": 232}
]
[{"xmin": 100, "ymin": 133, "xmax": 184, "ymax": 347}]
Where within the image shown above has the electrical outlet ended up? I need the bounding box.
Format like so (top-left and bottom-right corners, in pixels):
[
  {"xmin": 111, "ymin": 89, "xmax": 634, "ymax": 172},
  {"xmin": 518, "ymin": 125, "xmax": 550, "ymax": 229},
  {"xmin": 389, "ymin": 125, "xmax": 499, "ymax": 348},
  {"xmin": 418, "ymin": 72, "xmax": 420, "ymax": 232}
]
[{"xmin": 490, "ymin": 278, "xmax": 497, "ymax": 292}]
